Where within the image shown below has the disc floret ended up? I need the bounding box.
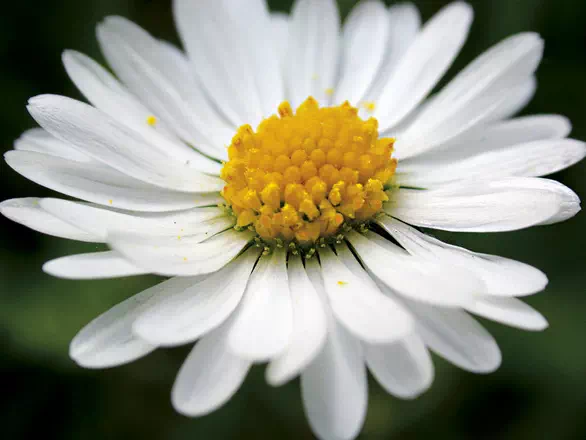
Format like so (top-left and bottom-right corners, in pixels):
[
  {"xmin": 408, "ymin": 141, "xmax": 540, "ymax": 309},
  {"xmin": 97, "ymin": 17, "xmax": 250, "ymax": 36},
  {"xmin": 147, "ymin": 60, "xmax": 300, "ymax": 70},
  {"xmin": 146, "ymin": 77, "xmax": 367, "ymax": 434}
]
[{"xmin": 220, "ymin": 97, "xmax": 397, "ymax": 246}]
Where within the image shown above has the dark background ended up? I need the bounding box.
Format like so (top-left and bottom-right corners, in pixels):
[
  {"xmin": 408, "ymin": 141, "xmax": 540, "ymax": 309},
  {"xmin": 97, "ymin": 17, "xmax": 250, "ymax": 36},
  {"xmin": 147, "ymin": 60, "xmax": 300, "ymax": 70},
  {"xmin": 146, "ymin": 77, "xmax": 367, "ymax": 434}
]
[{"xmin": 1, "ymin": 0, "xmax": 585, "ymax": 439}]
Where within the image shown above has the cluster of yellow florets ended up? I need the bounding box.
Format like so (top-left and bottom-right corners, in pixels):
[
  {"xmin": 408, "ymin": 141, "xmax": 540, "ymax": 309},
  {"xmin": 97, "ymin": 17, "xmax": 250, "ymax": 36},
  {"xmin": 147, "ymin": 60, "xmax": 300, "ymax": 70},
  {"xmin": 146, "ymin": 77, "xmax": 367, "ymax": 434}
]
[{"xmin": 220, "ymin": 97, "xmax": 397, "ymax": 244}]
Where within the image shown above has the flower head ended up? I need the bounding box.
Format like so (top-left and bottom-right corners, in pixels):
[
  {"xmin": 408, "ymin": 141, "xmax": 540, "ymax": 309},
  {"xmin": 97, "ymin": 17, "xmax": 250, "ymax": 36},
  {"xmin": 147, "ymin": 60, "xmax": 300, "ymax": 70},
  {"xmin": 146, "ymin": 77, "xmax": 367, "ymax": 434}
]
[{"xmin": 1, "ymin": 1, "xmax": 585, "ymax": 439}]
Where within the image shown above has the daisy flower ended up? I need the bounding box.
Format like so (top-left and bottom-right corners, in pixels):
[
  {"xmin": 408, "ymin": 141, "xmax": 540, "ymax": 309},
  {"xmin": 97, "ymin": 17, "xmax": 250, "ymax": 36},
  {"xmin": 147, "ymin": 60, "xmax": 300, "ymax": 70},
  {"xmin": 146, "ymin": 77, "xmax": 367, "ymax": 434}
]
[{"xmin": 2, "ymin": 0, "xmax": 585, "ymax": 439}]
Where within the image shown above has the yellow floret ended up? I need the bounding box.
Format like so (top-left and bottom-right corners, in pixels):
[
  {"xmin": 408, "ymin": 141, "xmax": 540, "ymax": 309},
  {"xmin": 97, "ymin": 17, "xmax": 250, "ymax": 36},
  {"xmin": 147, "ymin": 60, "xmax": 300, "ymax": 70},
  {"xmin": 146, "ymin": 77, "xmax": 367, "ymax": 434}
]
[{"xmin": 220, "ymin": 97, "xmax": 396, "ymax": 243}]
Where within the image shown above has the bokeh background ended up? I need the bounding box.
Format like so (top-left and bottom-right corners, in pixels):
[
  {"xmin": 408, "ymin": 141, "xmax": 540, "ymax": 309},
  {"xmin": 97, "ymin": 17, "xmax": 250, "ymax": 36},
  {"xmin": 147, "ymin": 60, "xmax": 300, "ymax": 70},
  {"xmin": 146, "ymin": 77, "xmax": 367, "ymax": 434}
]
[{"xmin": 1, "ymin": 0, "xmax": 585, "ymax": 438}]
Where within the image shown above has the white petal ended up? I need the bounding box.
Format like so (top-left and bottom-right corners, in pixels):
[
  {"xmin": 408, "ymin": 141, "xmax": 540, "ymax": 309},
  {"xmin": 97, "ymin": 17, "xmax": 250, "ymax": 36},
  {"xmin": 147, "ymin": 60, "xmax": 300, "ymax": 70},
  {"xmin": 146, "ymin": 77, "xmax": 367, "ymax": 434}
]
[
  {"xmin": 396, "ymin": 33, "xmax": 543, "ymax": 159},
  {"xmin": 466, "ymin": 296, "xmax": 548, "ymax": 331},
  {"xmin": 301, "ymin": 316, "xmax": 367, "ymax": 440},
  {"xmin": 334, "ymin": 0, "xmax": 389, "ymax": 105},
  {"xmin": 172, "ymin": 324, "xmax": 251, "ymax": 417},
  {"xmin": 39, "ymin": 198, "xmax": 227, "ymax": 239},
  {"xmin": 388, "ymin": 177, "xmax": 578, "ymax": 232},
  {"xmin": 221, "ymin": 0, "xmax": 284, "ymax": 117},
  {"xmin": 173, "ymin": 0, "xmax": 266, "ymax": 125},
  {"xmin": 487, "ymin": 76, "xmax": 536, "ymax": 122},
  {"xmin": 27, "ymin": 95, "xmax": 224, "ymax": 193},
  {"xmin": 399, "ymin": 139, "xmax": 586, "ymax": 187},
  {"xmin": 266, "ymin": 254, "xmax": 328, "ymax": 386},
  {"xmin": 43, "ymin": 251, "xmax": 148, "ymax": 280},
  {"xmin": 364, "ymin": 3, "xmax": 421, "ymax": 101},
  {"xmin": 365, "ymin": 333, "xmax": 434, "ymax": 399},
  {"xmin": 402, "ymin": 114, "xmax": 572, "ymax": 167},
  {"xmin": 286, "ymin": 0, "xmax": 340, "ymax": 107},
  {"xmin": 15, "ymin": 128, "xmax": 94, "ymax": 163},
  {"xmin": 0, "ymin": 197, "xmax": 97, "ymax": 242},
  {"xmin": 96, "ymin": 21, "xmax": 231, "ymax": 162},
  {"xmin": 69, "ymin": 283, "xmax": 166, "ymax": 368},
  {"xmin": 379, "ymin": 217, "xmax": 548, "ymax": 297},
  {"xmin": 62, "ymin": 49, "xmax": 223, "ymax": 174},
  {"xmin": 318, "ymin": 245, "xmax": 413, "ymax": 344},
  {"xmin": 226, "ymin": 248, "xmax": 293, "ymax": 361},
  {"xmin": 4, "ymin": 151, "xmax": 221, "ymax": 212},
  {"xmin": 346, "ymin": 231, "xmax": 484, "ymax": 307},
  {"xmin": 133, "ymin": 248, "xmax": 259, "ymax": 346},
  {"xmin": 374, "ymin": 2, "xmax": 473, "ymax": 131},
  {"xmin": 383, "ymin": 290, "xmax": 502, "ymax": 373},
  {"xmin": 271, "ymin": 13, "xmax": 290, "ymax": 73},
  {"xmin": 109, "ymin": 229, "xmax": 251, "ymax": 277}
]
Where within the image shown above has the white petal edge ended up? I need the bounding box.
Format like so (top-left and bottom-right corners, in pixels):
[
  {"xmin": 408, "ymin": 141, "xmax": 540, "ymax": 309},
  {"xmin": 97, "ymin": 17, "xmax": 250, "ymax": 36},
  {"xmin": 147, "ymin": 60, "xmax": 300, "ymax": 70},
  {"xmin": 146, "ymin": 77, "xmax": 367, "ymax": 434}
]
[
  {"xmin": 365, "ymin": 333, "xmax": 434, "ymax": 399},
  {"xmin": 171, "ymin": 323, "xmax": 252, "ymax": 417},
  {"xmin": 69, "ymin": 283, "xmax": 167, "ymax": 368},
  {"xmin": 334, "ymin": 0, "xmax": 389, "ymax": 105},
  {"xmin": 374, "ymin": 2, "xmax": 473, "ymax": 132},
  {"xmin": 226, "ymin": 247, "xmax": 293, "ymax": 361},
  {"xmin": 266, "ymin": 254, "xmax": 328, "ymax": 386},
  {"xmin": 4, "ymin": 151, "xmax": 222, "ymax": 212},
  {"xmin": 379, "ymin": 217, "xmax": 548, "ymax": 297},
  {"xmin": 0, "ymin": 197, "xmax": 97, "ymax": 242},
  {"xmin": 399, "ymin": 138, "xmax": 586, "ymax": 187},
  {"xmin": 318, "ymin": 245, "xmax": 414, "ymax": 344},
  {"xmin": 43, "ymin": 251, "xmax": 148, "ymax": 280},
  {"xmin": 301, "ymin": 304, "xmax": 367, "ymax": 440},
  {"xmin": 108, "ymin": 229, "xmax": 252, "ymax": 277},
  {"xmin": 346, "ymin": 231, "xmax": 485, "ymax": 306},
  {"xmin": 132, "ymin": 248, "xmax": 260, "ymax": 347},
  {"xmin": 388, "ymin": 177, "xmax": 579, "ymax": 232},
  {"xmin": 466, "ymin": 296, "xmax": 548, "ymax": 331}
]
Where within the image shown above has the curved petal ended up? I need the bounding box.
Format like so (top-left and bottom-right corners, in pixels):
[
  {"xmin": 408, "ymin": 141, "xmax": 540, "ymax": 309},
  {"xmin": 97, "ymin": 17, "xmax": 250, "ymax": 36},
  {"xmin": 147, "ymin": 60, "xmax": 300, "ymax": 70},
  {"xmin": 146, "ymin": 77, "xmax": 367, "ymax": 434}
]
[
  {"xmin": 375, "ymin": 2, "xmax": 473, "ymax": 131},
  {"xmin": 388, "ymin": 177, "xmax": 579, "ymax": 232},
  {"xmin": 69, "ymin": 282, "xmax": 169, "ymax": 368},
  {"xmin": 346, "ymin": 231, "xmax": 484, "ymax": 306},
  {"xmin": 108, "ymin": 229, "xmax": 251, "ymax": 277},
  {"xmin": 133, "ymin": 248, "xmax": 259, "ymax": 346},
  {"xmin": 39, "ymin": 198, "xmax": 227, "ymax": 239},
  {"xmin": 0, "ymin": 197, "xmax": 97, "ymax": 242},
  {"xmin": 286, "ymin": 0, "xmax": 340, "ymax": 107},
  {"xmin": 379, "ymin": 217, "xmax": 548, "ymax": 297},
  {"xmin": 399, "ymin": 139, "xmax": 586, "ymax": 187},
  {"xmin": 15, "ymin": 128, "xmax": 94, "ymax": 163},
  {"xmin": 27, "ymin": 95, "xmax": 224, "ymax": 193},
  {"xmin": 173, "ymin": 0, "xmax": 267, "ymax": 126},
  {"xmin": 401, "ymin": 114, "xmax": 572, "ymax": 167},
  {"xmin": 365, "ymin": 333, "xmax": 434, "ymax": 399},
  {"xmin": 364, "ymin": 3, "xmax": 421, "ymax": 102},
  {"xmin": 226, "ymin": 248, "xmax": 293, "ymax": 361},
  {"xmin": 43, "ymin": 251, "xmax": 148, "ymax": 279},
  {"xmin": 4, "ymin": 151, "xmax": 221, "ymax": 212},
  {"xmin": 301, "ymin": 314, "xmax": 367, "ymax": 440},
  {"xmin": 396, "ymin": 33, "xmax": 543, "ymax": 159},
  {"xmin": 465, "ymin": 296, "xmax": 548, "ymax": 331},
  {"xmin": 334, "ymin": 0, "xmax": 389, "ymax": 105},
  {"xmin": 172, "ymin": 324, "xmax": 251, "ymax": 417},
  {"xmin": 62, "ymin": 49, "xmax": 223, "ymax": 173},
  {"xmin": 266, "ymin": 254, "xmax": 328, "ymax": 386},
  {"xmin": 384, "ymin": 290, "xmax": 502, "ymax": 373},
  {"xmin": 318, "ymin": 245, "xmax": 414, "ymax": 344}
]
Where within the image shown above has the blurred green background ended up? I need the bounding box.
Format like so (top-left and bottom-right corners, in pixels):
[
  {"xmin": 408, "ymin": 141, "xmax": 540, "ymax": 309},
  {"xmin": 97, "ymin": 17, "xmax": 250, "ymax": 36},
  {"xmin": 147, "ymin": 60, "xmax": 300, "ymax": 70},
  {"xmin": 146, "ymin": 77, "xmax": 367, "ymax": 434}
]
[{"xmin": 1, "ymin": 0, "xmax": 585, "ymax": 439}]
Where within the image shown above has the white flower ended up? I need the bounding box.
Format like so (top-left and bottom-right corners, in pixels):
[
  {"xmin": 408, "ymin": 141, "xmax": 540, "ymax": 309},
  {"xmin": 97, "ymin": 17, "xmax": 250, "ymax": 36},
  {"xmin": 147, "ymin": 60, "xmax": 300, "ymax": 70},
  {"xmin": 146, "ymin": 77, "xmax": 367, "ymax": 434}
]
[{"xmin": 1, "ymin": 0, "xmax": 584, "ymax": 439}]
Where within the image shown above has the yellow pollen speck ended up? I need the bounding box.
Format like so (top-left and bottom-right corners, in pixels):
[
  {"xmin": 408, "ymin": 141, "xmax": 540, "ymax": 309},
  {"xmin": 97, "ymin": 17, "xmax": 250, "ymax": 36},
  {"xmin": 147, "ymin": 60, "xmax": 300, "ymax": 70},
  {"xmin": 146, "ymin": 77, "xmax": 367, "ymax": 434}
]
[
  {"xmin": 361, "ymin": 101, "xmax": 376, "ymax": 113},
  {"xmin": 183, "ymin": 257, "xmax": 188, "ymax": 262},
  {"xmin": 108, "ymin": 199, "xmax": 113, "ymax": 205},
  {"xmin": 311, "ymin": 74, "xmax": 319, "ymax": 80},
  {"xmin": 325, "ymin": 88, "xmax": 334, "ymax": 97},
  {"xmin": 337, "ymin": 281, "xmax": 348, "ymax": 286},
  {"xmin": 146, "ymin": 115, "xmax": 157, "ymax": 126},
  {"xmin": 220, "ymin": 97, "xmax": 397, "ymax": 244}
]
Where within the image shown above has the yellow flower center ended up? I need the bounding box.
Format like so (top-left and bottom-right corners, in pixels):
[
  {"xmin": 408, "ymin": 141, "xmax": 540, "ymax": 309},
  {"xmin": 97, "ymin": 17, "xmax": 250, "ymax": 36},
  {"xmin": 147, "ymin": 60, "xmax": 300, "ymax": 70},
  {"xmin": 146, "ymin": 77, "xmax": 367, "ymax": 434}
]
[{"xmin": 220, "ymin": 97, "xmax": 397, "ymax": 246}]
